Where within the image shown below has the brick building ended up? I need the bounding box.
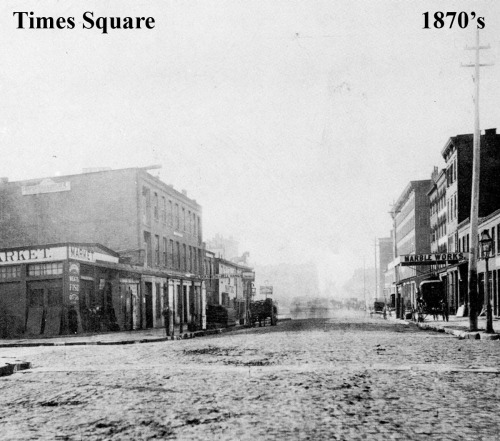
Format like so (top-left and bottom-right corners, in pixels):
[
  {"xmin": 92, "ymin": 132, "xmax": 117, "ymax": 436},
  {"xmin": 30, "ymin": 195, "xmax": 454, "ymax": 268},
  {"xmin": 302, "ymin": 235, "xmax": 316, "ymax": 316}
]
[
  {"xmin": 389, "ymin": 179, "xmax": 432, "ymax": 317},
  {"xmin": 203, "ymin": 253, "xmax": 254, "ymax": 326},
  {"xmin": 0, "ymin": 167, "xmax": 207, "ymax": 336},
  {"xmin": 441, "ymin": 129, "xmax": 500, "ymax": 312}
]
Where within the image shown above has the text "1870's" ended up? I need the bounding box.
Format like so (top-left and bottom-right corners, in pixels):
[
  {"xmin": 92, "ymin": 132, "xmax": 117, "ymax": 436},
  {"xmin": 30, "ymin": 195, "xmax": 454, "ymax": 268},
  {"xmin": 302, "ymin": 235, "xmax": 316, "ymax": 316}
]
[{"xmin": 423, "ymin": 12, "xmax": 485, "ymax": 29}]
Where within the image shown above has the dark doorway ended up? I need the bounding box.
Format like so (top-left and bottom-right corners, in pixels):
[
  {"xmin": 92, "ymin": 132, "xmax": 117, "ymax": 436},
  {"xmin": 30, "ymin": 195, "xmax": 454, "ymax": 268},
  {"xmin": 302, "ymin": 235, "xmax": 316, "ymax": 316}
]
[
  {"xmin": 145, "ymin": 282, "xmax": 154, "ymax": 328},
  {"xmin": 183, "ymin": 285, "xmax": 188, "ymax": 323},
  {"xmin": 26, "ymin": 280, "xmax": 63, "ymax": 336}
]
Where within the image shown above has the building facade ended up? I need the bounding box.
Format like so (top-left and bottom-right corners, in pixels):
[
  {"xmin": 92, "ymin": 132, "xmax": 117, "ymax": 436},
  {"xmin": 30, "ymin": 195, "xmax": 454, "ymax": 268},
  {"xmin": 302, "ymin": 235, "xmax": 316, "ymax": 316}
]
[
  {"xmin": 389, "ymin": 180, "xmax": 432, "ymax": 317},
  {"xmin": 377, "ymin": 237, "xmax": 393, "ymax": 302},
  {"xmin": 441, "ymin": 129, "xmax": 500, "ymax": 312},
  {"xmin": 0, "ymin": 167, "xmax": 207, "ymax": 336}
]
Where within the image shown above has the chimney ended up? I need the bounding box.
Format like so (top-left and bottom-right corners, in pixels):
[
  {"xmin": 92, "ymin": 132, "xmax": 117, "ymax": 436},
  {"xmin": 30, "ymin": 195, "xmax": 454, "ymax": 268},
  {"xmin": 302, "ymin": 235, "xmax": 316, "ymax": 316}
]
[
  {"xmin": 0, "ymin": 177, "xmax": 8, "ymax": 184},
  {"xmin": 485, "ymin": 128, "xmax": 496, "ymax": 136},
  {"xmin": 182, "ymin": 189, "xmax": 187, "ymax": 196}
]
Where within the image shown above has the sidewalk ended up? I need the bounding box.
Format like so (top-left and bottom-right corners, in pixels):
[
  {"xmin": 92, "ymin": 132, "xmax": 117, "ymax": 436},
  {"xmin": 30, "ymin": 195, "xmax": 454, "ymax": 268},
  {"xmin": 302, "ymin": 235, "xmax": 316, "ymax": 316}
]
[
  {"xmin": 0, "ymin": 324, "xmax": 244, "ymax": 348},
  {"xmin": 389, "ymin": 312, "xmax": 500, "ymax": 340}
]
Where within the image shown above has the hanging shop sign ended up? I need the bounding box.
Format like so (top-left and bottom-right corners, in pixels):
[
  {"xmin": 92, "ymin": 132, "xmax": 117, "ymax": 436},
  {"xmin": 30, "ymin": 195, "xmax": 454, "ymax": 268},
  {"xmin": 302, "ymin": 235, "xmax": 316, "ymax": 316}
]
[
  {"xmin": 260, "ymin": 286, "xmax": 273, "ymax": 296},
  {"xmin": 68, "ymin": 261, "xmax": 80, "ymax": 304},
  {"xmin": 399, "ymin": 252, "xmax": 468, "ymax": 266},
  {"xmin": 242, "ymin": 271, "xmax": 255, "ymax": 280}
]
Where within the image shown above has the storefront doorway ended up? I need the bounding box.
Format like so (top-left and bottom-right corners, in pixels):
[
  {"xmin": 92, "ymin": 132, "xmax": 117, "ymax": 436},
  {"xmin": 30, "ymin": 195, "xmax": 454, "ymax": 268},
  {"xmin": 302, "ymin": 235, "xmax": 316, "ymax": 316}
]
[
  {"xmin": 145, "ymin": 282, "xmax": 153, "ymax": 328},
  {"xmin": 26, "ymin": 280, "xmax": 63, "ymax": 336}
]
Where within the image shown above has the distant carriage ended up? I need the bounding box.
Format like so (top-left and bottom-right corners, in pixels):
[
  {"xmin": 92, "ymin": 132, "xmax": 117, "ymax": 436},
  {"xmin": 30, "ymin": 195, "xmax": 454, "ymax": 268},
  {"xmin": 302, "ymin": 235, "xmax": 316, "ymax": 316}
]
[{"xmin": 249, "ymin": 299, "xmax": 278, "ymax": 327}]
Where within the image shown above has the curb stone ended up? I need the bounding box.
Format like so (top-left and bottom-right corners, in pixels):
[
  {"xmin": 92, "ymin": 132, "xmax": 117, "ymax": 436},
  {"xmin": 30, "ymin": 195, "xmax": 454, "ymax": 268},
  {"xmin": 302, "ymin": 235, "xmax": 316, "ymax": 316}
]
[
  {"xmin": 0, "ymin": 323, "xmax": 253, "ymax": 348},
  {"xmin": 479, "ymin": 333, "xmax": 500, "ymax": 340},
  {"xmin": 410, "ymin": 319, "xmax": 500, "ymax": 341}
]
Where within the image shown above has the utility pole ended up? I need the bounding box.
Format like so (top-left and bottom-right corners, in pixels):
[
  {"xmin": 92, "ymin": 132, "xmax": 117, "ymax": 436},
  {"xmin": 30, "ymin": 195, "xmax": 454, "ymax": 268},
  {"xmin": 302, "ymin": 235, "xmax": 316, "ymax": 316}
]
[
  {"xmin": 462, "ymin": 29, "xmax": 492, "ymax": 331},
  {"xmin": 389, "ymin": 203, "xmax": 401, "ymax": 317},
  {"xmin": 374, "ymin": 238, "xmax": 378, "ymax": 301},
  {"xmin": 363, "ymin": 256, "xmax": 367, "ymax": 312}
]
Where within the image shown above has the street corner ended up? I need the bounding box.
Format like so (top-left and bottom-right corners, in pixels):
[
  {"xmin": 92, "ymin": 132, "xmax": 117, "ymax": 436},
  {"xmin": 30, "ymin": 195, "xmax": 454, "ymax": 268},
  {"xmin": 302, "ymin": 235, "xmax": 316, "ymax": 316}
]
[{"xmin": 0, "ymin": 358, "xmax": 32, "ymax": 377}]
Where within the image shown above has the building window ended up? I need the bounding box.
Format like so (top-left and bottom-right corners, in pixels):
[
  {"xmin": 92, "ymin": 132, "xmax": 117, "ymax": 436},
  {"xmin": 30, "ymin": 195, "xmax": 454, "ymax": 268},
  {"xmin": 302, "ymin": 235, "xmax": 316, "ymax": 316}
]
[
  {"xmin": 28, "ymin": 262, "xmax": 63, "ymax": 276},
  {"xmin": 188, "ymin": 246, "xmax": 192, "ymax": 271},
  {"xmin": 183, "ymin": 244, "xmax": 187, "ymax": 270},
  {"xmin": 168, "ymin": 200, "xmax": 173, "ymax": 226},
  {"xmin": 142, "ymin": 187, "xmax": 151, "ymax": 224},
  {"xmin": 162, "ymin": 197, "xmax": 167, "ymax": 224},
  {"xmin": 144, "ymin": 231, "xmax": 152, "ymax": 267},
  {"xmin": 497, "ymin": 224, "xmax": 500, "ymax": 254},
  {"xmin": 176, "ymin": 242, "xmax": 180, "ymax": 269},
  {"xmin": 154, "ymin": 235, "xmax": 160, "ymax": 266},
  {"xmin": 163, "ymin": 237, "xmax": 168, "ymax": 266},
  {"xmin": 188, "ymin": 211, "xmax": 191, "ymax": 235},
  {"xmin": 492, "ymin": 227, "xmax": 496, "ymax": 255},
  {"xmin": 154, "ymin": 193, "xmax": 159, "ymax": 220},
  {"xmin": 182, "ymin": 208, "xmax": 186, "ymax": 232},
  {"xmin": 169, "ymin": 240, "xmax": 174, "ymax": 268},
  {"xmin": 175, "ymin": 204, "xmax": 180, "ymax": 230},
  {"xmin": 0, "ymin": 265, "xmax": 20, "ymax": 279}
]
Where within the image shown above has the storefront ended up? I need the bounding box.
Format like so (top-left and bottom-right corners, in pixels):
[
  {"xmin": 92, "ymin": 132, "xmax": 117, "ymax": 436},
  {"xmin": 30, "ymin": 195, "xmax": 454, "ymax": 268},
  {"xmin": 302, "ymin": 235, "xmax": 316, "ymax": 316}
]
[{"xmin": 0, "ymin": 243, "xmax": 206, "ymax": 338}]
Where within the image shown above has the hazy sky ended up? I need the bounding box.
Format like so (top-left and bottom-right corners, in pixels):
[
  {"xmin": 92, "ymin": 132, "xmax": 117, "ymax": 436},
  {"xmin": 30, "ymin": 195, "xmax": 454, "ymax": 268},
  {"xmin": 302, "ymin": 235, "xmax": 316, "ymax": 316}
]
[{"xmin": 1, "ymin": 1, "xmax": 500, "ymax": 287}]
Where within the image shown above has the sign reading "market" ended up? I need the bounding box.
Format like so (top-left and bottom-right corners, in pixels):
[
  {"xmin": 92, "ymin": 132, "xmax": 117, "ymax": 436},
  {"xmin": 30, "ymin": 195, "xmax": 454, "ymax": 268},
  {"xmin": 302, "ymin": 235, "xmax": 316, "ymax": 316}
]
[{"xmin": 400, "ymin": 252, "xmax": 468, "ymax": 266}]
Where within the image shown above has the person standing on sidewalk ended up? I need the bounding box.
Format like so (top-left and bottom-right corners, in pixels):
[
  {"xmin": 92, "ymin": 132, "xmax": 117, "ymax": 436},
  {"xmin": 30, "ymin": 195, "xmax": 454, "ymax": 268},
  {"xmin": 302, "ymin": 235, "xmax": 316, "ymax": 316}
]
[{"xmin": 440, "ymin": 299, "xmax": 449, "ymax": 322}]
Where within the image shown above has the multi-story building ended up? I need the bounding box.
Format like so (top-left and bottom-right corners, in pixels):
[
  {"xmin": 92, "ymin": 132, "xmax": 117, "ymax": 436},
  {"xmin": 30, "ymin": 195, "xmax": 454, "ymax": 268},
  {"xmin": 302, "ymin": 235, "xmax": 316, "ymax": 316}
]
[
  {"xmin": 377, "ymin": 237, "xmax": 393, "ymax": 302},
  {"xmin": 203, "ymin": 252, "xmax": 254, "ymax": 325},
  {"xmin": 429, "ymin": 167, "xmax": 447, "ymax": 254},
  {"xmin": 0, "ymin": 166, "xmax": 206, "ymax": 336},
  {"xmin": 389, "ymin": 179, "xmax": 432, "ymax": 317},
  {"xmin": 441, "ymin": 128, "xmax": 500, "ymax": 311},
  {"xmin": 205, "ymin": 234, "xmax": 239, "ymax": 261}
]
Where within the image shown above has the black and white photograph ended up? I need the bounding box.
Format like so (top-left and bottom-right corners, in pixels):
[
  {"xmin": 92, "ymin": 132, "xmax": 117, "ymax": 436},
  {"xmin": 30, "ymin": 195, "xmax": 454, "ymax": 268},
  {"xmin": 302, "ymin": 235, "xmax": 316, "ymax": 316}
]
[{"xmin": 1, "ymin": 1, "xmax": 500, "ymax": 440}]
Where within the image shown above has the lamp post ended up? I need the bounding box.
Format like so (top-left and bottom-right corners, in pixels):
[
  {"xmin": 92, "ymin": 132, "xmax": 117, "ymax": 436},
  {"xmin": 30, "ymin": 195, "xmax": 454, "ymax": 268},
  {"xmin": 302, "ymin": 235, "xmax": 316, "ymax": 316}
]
[{"xmin": 479, "ymin": 230, "xmax": 494, "ymax": 334}]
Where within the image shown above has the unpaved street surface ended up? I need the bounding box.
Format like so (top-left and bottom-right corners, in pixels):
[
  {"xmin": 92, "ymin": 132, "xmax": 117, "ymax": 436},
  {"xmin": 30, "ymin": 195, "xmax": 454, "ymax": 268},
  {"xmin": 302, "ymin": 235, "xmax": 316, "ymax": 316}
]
[{"xmin": 1, "ymin": 314, "xmax": 500, "ymax": 440}]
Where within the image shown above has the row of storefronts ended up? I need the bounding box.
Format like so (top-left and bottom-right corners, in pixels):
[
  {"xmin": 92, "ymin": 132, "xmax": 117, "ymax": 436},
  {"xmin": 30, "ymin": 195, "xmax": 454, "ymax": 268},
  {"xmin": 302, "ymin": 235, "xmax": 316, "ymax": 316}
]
[
  {"xmin": 382, "ymin": 128, "xmax": 500, "ymax": 319},
  {"xmin": 0, "ymin": 242, "xmax": 207, "ymax": 338}
]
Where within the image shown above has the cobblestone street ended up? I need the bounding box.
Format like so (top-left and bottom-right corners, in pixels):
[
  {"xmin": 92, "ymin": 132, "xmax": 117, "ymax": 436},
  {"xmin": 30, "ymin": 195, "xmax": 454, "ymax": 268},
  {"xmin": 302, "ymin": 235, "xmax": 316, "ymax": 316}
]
[{"xmin": 1, "ymin": 313, "xmax": 500, "ymax": 440}]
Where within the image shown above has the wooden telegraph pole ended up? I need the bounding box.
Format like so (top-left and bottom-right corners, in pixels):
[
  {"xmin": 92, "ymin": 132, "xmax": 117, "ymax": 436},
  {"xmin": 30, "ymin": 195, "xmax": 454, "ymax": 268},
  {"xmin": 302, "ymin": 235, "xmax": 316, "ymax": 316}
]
[
  {"xmin": 462, "ymin": 30, "xmax": 492, "ymax": 331},
  {"xmin": 374, "ymin": 238, "xmax": 378, "ymax": 301}
]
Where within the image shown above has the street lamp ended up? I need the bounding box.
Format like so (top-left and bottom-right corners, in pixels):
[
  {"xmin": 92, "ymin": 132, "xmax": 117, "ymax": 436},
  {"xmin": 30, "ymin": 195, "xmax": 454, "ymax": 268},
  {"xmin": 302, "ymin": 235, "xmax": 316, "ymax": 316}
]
[{"xmin": 479, "ymin": 230, "xmax": 494, "ymax": 333}]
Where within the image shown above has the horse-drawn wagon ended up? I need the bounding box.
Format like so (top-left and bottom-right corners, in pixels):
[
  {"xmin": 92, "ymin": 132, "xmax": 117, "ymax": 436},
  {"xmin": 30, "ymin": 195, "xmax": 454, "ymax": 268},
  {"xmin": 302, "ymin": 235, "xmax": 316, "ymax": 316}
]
[
  {"xmin": 249, "ymin": 299, "xmax": 278, "ymax": 327},
  {"xmin": 415, "ymin": 277, "xmax": 448, "ymax": 322}
]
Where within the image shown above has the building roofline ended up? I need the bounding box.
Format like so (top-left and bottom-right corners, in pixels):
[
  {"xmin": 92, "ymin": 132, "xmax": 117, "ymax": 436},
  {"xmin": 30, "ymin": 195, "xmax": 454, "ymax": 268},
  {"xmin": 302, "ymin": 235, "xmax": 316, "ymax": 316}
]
[
  {"xmin": 1, "ymin": 166, "xmax": 201, "ymax": 208},
  {"xmin": 215, "ymin": 257, "xmax": 253, "ymax": 271},
  {"xmin": 393, "ymin": 180, "xmax": 432, "ymax": 213}
]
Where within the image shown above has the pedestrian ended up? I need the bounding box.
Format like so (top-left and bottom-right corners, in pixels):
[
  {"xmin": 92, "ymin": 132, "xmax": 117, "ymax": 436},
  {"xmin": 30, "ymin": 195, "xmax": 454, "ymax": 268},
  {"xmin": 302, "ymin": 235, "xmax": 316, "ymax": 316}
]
[
  {"xmin": 416, "ymin": 295, "xmax": 425, "ymax": 323},
  {"xmin": 68, "ymin": 306, "xmax": 78, "ymax": 334},
  {"xmin": 432, "ymin": 306, "xmax": 438, "ymax": 321},
  {"xmin": 440, "ymin": 299, "xmax": 449, "ymax": 322}
]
